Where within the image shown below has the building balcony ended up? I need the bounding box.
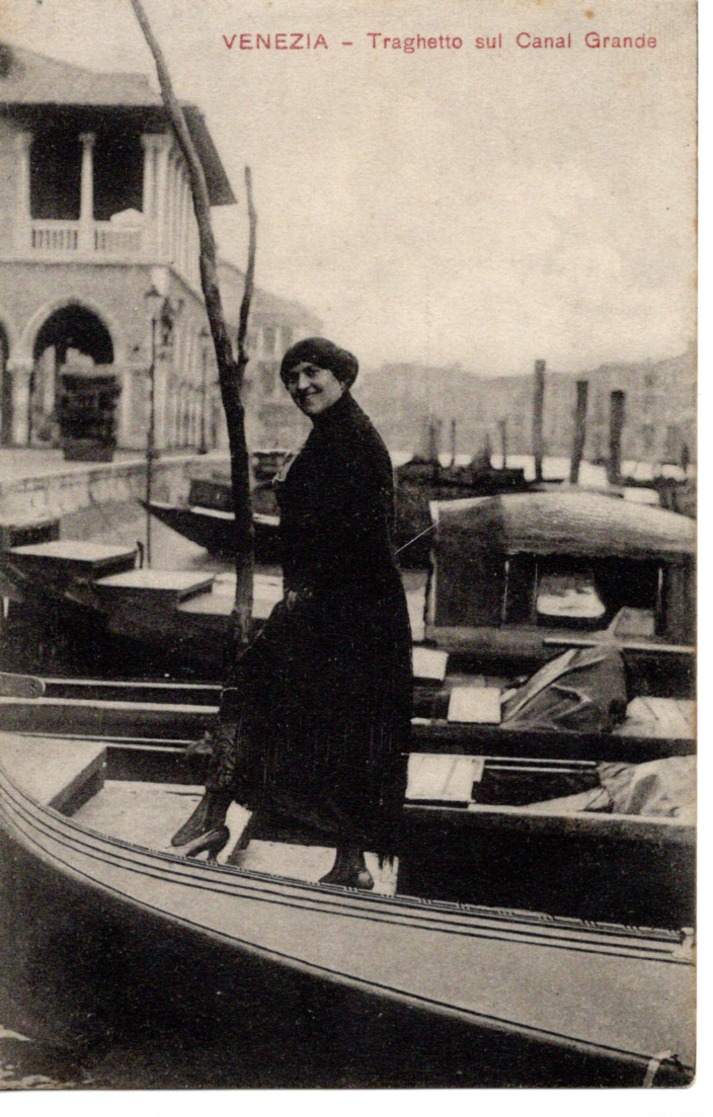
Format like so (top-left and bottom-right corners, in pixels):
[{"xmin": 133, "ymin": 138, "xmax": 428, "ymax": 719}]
[{"xmin": 29, "ymin": 219, "xmax": 144, "ymax": 258}]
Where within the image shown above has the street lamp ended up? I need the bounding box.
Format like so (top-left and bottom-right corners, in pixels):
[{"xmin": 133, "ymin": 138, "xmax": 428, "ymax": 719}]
[
  {"xmin": 143, "ymin": 282, "xmax": 163, "ymax": 567},
  {"xmin": 199, "ymin": 325, "xmax": 211, "ymax": 454}
]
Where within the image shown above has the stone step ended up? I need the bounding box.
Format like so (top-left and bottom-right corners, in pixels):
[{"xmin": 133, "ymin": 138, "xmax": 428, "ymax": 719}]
[{"xmin": 94, "ymin": 568, "xmax": 215, "ymax": 605}]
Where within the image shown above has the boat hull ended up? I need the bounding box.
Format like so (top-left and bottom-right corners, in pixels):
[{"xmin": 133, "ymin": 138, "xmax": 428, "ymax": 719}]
[
  {"xmin": 143, "ymin": 500, "xmax": 281, "ymax": 563},
  {"xmin": 0, "ymin": 738, "xmax": 694, "ymax": 1087}
]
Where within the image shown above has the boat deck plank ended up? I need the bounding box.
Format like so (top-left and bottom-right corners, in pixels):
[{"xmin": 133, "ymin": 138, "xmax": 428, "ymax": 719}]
[
  {"xmin": 73, "ymin": 782, "xmax": 398, "ymax": 895},
  {"xmin": 95, "ymin": 569, "xmax": 215, "ymax": 604},
  {"xmin": 0, "ymin": 733, "xmax": 105, "ymax": 811}
]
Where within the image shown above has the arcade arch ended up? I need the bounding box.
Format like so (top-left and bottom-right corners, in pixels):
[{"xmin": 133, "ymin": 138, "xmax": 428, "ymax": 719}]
[{"xmin": 28, "ymin": 303, "xmax": 115, "ymax": 445}]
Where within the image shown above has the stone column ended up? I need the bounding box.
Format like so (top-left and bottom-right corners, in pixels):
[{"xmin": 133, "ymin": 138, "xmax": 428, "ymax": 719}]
[
  {"xmin": 14, "ymin": 131, "xmax": 33, "ymax": 252},
  {"xmin": 140, "ymin": 134, "xmax": 158, "ymax": 256},
  {"xmin": 179, "ymin": 172, "xmax": 189, "ymax": 277},
  {"xmin": 175, "ymin": 169, "xmax": 184, "ymax": 275},
  {"xmin": 78, "ymin": 132, "xmax": 96, "ymax": 253},
  {"xmin": 154, "ymin": 136, "xmax": 171, "ymax": 257},
  {"xmin": 7, "ymin": 358, "xmax": 33, "ymax": 446},
  {"xmin": 164, "ymin": 153, "xmax": 176, "ymax": 265}
]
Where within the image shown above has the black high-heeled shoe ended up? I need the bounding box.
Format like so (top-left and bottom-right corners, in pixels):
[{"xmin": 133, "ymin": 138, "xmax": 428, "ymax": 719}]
[
  {"xmin": 174, "ymin": 825, "xmax": 230, "ymax": 863},
  {"xmin": 319, "ymin": 866, "xmax": 375, "ymax": 890},
  {"xmin": 171, "ymin": 791, "xmax": 231, "ymax": 847}
]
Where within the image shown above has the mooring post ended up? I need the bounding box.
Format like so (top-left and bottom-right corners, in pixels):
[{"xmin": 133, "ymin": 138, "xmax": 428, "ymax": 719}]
[
  {"xmin": 498, "ymin": 419, "xmax": 508, "ymax": 467},
  {"xmin": 532, "ymin": 359, "xmax": 546, "ymax": 482},
  {"xmin": 569, "ymin": 380, "xmax": 589, "ymax": 484},
  {"xmin": 608, "ymin": 389, "xmax": 625, "ymax": 485}
]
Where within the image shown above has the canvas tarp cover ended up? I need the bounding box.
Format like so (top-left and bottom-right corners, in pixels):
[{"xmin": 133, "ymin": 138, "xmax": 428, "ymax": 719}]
[
  {"xmin": 501, "ymin": 644, "xmax": 628, "ymax": 733},
  {"xmin": 434, "ymin": 492, "xmax": 695, "ymax": 561}
]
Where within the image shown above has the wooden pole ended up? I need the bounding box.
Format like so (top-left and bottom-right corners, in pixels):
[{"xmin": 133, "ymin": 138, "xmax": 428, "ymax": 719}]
[
  {"xmin": 569, "ymin": 380, "xmax": 589, "ymax": 485},
  {"xmin": 608, "ymin": 390, "xmax": 625, "ymax": 485},
  {"xmin": 498, "ymin": 419, "xmax": 508, "ymax": 467},
  {"xmin": 236, "ymin": 167, "xmax": 257, "ymax": 390},
  {"xmin": 129, "ymin": 0, "xmax": 254, "ymax": 642},
  {"xmin": 449, "ymin": 419, "xmax": 457, "ymax": 467},
  {"xmin": 532, "ymin": 359, "xmax": 545, "ymax": 482}
]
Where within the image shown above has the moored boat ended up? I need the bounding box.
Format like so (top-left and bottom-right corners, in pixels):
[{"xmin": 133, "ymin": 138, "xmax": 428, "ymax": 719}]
[
  {"xmin": 0, "ymin": 726, "xmax": 695, "ymax": 1085},
  {"xmin": 0, "ymin": 489, "xmax": 696, "ymax": 695},
  {"xmin": 427, "ymin": 491, "xmax": 695, "ymax": 694}
]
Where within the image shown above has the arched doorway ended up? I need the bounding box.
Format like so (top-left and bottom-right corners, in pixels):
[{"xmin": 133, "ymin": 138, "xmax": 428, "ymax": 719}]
[
  {"xmin": 31, "ymin": 305, "xmax": 114, "ymax": 445},
  {"xmin": 0, "ymin": 324, "xmax": 11, "ymax": 446}
]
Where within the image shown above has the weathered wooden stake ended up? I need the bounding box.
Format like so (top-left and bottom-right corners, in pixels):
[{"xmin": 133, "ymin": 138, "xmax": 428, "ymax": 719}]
[
  {"xmin": 532, "ymin": 359, "xmax": 546, "ymax": 482},
  {"xmin": 498, "ymin": 419, "xmax": 508, "ymax": 467},
  {"xmin": 569, "ymin": 380, "xmax": 589, "ymax": 485},
  {"xmin": 608, "ymin": 390, "xmax": 626, "ymax": 485}
]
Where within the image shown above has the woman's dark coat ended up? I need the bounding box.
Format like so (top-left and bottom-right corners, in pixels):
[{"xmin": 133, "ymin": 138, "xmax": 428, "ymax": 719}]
[{"xmin": 208, "ymin": 391, "xmax": 413, "ymax": 856}]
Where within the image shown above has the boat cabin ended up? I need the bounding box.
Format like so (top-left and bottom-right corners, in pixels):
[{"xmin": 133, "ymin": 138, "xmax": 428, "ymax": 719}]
[{"xmin": 427, "ymin": 492, "xmax": 695, "ymax": 650}]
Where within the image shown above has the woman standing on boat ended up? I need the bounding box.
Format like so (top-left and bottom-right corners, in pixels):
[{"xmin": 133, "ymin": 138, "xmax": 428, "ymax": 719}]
[{"xmin": 172, "ymin": 337, "xmax": 413, "ymax": 889}]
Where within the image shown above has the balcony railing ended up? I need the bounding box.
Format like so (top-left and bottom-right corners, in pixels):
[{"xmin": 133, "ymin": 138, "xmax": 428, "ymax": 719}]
[
  {"xmin": 94, "ymin": 223, "xmax": 143, "ymax": 254},
  {"xmin": 31, "ymin": 221, "xmax": 80, "ymax": 251},
  {"xmin": 30, "ymin": 220, "xmax": 144, "ymax": 256}
]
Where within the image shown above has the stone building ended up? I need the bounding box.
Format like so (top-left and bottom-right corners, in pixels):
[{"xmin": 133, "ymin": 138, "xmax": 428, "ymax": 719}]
[
  {"xmin": 0, "ymin": 42, "xmax": 319, "ymax": 453},
  {"xmin": 359, "ymin": 348, "xmax": 695, "ymax": 467}
]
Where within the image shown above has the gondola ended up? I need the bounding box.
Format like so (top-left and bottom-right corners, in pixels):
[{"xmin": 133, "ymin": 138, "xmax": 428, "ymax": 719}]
[
  {"xmin": 140, "ymin": 499, "xmax": 281, "ymax": 563},
  {"xmin": 0, "ymin": 706, "xmax": 695, "ymax": 1087},
  {"xmin": 427, "ymin": 491, "xmax": 695, "ymax": 695}
]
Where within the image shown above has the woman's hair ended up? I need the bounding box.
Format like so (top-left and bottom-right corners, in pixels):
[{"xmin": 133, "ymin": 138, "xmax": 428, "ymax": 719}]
[{"xmin": 279, "ymin": 337, "xmax": 359, "ymax": 388}]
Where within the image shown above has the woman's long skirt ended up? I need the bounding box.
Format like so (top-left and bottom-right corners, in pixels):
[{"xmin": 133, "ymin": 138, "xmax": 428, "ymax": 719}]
[{"xmin": 206, "ymin": 590, "xmax": 413, "ymax": 859}]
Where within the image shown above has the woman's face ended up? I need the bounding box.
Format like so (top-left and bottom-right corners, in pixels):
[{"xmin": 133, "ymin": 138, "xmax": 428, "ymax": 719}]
[{"xmin": 283, "ymin": 361, "xmax": 345, "ymax": 417}]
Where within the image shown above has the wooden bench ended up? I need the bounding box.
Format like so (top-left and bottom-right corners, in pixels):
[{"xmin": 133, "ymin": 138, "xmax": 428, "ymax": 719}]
[{"xmin": 0, "ymin": 732, "xmax": 106, "ymax": 815}]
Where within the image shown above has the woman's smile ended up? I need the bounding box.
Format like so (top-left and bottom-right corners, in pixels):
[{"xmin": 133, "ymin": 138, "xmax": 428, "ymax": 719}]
[{"xmin": 285, "ymin": 361, "xmax": 345, "ymax": 416}]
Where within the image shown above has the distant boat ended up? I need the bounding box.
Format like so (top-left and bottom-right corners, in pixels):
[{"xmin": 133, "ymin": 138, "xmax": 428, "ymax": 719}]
[
  {"xmin": 144, "ymin": 449, "xmax": 548, "ymax": 568},
  {"xmin": 142, "ymin": 499, "xmax": 281, "ymax": 564},
  {"xmin": 393, "ymin": 451, "xmax": 547, "ymax": 565},
  {"xmin": 144, "ymin": 449, "xmax": 290, "ymax": 563}
]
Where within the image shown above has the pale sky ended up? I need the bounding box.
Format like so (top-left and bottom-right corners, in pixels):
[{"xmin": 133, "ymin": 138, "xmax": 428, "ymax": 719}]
[{"xmin": 1, "ymin": 0, "xmax": 697, "ymax": 374}]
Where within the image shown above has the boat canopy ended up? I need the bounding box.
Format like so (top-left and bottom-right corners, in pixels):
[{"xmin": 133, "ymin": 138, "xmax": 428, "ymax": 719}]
[{"xmin": 432, "ymin": 492, "xmax": 694, "ymax": 563}]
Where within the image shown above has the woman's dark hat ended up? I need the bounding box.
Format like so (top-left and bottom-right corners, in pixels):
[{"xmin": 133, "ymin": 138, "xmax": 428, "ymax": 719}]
[{"xmin": 280, "ymin": 337, "xmax": 358, "ymax": 388}]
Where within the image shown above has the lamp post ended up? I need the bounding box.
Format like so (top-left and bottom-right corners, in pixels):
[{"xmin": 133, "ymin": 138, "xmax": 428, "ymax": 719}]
[
  {"xmin": 143, "ymin": 283, "xmax": 163, "ymax": 568},
  {"xmin": 199, "ymin": 326, "xmax": 210, "ymax": 454}
]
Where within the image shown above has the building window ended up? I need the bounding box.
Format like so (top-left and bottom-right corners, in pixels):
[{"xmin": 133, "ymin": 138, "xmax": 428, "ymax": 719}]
[
  {"xmin": 30, "ymin": 129, "xmax": 81, "ymax": 220},
  {"xmin": 260, "ymin": 361, "xmax": 276, "ymax": 396},
  {"xmin": 640, "ymin": 424, "xmax": 655, "ymax": 453},
  {"xmin": 664, "ymin": 424, "xmax": 680, "ymax": 460}
]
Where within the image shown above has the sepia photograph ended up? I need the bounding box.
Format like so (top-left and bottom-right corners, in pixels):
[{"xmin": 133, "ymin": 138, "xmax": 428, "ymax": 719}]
[{"xmin": 0, "ymin": 0, "xmax": 697, "ymax": 1094}]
